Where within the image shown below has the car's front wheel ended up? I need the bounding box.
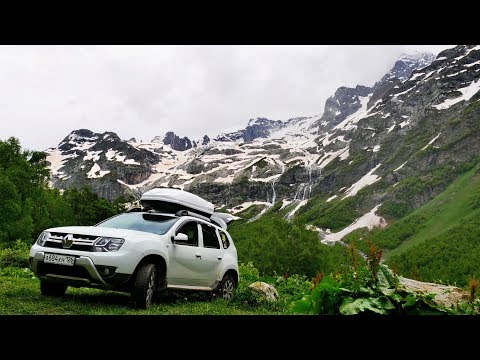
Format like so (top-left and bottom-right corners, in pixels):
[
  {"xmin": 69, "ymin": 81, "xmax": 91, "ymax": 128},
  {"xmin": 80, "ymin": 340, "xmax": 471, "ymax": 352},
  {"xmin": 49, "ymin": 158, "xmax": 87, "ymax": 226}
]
[
  {"xmin": 130, "ymin": 263, "xmax": 158, "ymax": 309},
  {"xmin": 40, "ymin": 280, "xmax": 68, "ymax": 297}
]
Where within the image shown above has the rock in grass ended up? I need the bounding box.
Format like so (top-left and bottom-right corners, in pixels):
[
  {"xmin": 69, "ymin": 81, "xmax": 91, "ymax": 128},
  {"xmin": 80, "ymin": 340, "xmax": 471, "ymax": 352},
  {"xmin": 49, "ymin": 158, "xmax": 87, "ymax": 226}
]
[{"xmin": 248, "ymin": 282, "xmax": 279, "ymax": 302}]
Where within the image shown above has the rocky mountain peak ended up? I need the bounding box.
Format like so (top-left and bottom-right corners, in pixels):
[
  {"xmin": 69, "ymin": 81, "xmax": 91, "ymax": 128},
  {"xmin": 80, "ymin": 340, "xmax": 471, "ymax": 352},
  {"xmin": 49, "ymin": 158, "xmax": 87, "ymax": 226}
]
[
  {"xmin": 315, "ymin": 52, "xmax": 437, "ymax": 134},
  {"xmin": 202, "ymin": 135, "xmax": 210, "ymax": 145},
  {"xmin": 161, "ymin": 131, "xmax": 193, "ymax": 151},
  {"xmin": 70, "ymin": 129, "xmax": 96, "ymax": 138},
  {"xmin": 315, "ymin": 85, "xmax": 373, "ymax": 135},
  {"xmin": 215, "ymin": 117, "xmax": 288, "ymax": 142},
  {"xmin": 380, "ymin": 52, "xmax": 436, "ymax": 83}
]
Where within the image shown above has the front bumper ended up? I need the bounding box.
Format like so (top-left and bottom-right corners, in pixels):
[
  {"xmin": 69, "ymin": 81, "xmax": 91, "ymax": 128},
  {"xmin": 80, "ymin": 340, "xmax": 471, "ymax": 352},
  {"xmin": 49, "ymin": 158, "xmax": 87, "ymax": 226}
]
[
  {"xmin": 30, "ymin": 246, "xmax": 142, "ymax": 290},
  {"xmin": 31, "ymin": 252, "xmax": 115, "ymax": 288}
]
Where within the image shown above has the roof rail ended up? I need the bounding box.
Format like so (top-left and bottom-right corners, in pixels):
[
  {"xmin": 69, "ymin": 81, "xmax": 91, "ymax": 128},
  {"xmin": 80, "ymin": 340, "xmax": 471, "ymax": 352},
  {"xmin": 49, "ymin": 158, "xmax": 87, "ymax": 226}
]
[
  {"xmin": 175, "ymin": 210, "xmax": 211, "ymax": 222},
  {"xmin": 127, "ymin": 207, "xmax": 233, "ymax": 229}
]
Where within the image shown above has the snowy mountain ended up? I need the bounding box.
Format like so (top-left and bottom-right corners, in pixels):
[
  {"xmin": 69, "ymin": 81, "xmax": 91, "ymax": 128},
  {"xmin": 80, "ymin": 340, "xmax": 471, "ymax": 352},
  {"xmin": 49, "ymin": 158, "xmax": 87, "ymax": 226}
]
[
  {"xmin": 380, "ymin": 52, "xmax": 436, "ymax": 82},
  {"xmin": 313, "ymin": 52, "xmax": 436, "ymax": 135},
  {"xmin": 47, "ymin": 113, "xmax": 323, "ymax": 209},
  {"xmin": 45, "ymin": 46, "xmax": 480, "ymax": 224}
]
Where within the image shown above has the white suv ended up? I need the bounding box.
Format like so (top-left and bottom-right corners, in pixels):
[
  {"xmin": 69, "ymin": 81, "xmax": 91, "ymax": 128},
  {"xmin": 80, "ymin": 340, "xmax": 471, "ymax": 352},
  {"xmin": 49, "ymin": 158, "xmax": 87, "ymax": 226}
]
[{"xmin": 29, "ymin": 193, "xmax": 239, "ymax": 309}]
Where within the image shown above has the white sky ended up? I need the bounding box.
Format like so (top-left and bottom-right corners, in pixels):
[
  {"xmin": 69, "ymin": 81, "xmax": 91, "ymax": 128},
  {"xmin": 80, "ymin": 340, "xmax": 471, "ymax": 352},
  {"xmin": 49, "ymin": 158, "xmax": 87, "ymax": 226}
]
[{"xmin": 0, "ymin": 45, "xmax": 452, "ymax": 150}]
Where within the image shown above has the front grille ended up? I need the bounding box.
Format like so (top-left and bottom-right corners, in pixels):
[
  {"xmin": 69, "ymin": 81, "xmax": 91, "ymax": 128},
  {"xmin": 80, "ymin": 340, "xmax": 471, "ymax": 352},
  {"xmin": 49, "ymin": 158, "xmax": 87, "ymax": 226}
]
[
  {"xmin": 44, "ymin": 241, "xmax": 93, "ymax": 251},
  {"xmin": 43, "ymin": 232, "xmax": 99, "ymax": 252},
  {"xmin": 38, "ymin": 262, "xmax": 94, "ymax": 281}
]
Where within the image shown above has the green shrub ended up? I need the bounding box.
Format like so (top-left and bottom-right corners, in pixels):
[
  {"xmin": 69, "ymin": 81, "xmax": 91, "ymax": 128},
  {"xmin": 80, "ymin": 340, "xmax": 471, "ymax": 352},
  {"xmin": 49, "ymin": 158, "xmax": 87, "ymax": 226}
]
[
  {"xmin": 274, "ymin": 273, "xmax": 312, "ymax": 307},
  {"xmin": 290, "ymin": 261, "xmax": 453, "ymax": 315},
  {"xmin": 230, "ymin": 215, "xmax": 347, "ymax": 277},
  {"xmin": 0, "ymin": 240, "xmax": 30, "ymax": 268},
  {"xmin": 379, "ymin": 201, "xmax": 413, "ymax": 220},
  {"xmin": 231, "ymin": 262, "xmax": 276, "ymax": 308},
  {"xmin": 0, "ymin": 266, "xmax": 35, "ymax": 278},
  {"xmin": 290, "ymin": 275, "xmax": 344, "ymax": 315},
  {"xmin": 469, "ymin": 188, "xmax": 480, "ymax": 209},
  {"xmin": 232, "ymin": 262, "xmax": 314, "ymax": 311}
]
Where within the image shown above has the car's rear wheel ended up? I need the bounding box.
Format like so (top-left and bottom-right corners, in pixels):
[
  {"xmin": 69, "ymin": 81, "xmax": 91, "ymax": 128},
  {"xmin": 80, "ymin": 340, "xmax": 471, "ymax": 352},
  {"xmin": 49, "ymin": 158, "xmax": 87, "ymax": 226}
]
[
  {"xmin": 219, "ymin": 274, "xmax": 236, "ymax": 300},
  {"xmin": 130, "ymin": 263, "xmax": 158, "ymax": 309},
  {"xmin": 40, "ymin": 280, "xmax": 68, "ymax": 297}
]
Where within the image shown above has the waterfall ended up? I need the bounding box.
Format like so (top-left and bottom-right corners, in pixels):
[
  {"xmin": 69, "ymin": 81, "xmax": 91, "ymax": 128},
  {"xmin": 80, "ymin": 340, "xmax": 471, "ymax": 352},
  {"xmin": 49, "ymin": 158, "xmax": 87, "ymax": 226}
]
[
  {"xmin": 271, "ymin": 178, "xmax": 277, "ymax": 205},
  {"xmin": 286, "ymin": 164, "xmax": 322, "ymax": 220},
  {"xmin": 307, "ymin": 166, "xmax": 313, "ymax": 199},
  {"xmin": 248, "ymin": 162, "xmax": 285, "ymax": 223},
  {"xmin": 293, "ymin": 166, "xmax": 314, "ymax": 201}
]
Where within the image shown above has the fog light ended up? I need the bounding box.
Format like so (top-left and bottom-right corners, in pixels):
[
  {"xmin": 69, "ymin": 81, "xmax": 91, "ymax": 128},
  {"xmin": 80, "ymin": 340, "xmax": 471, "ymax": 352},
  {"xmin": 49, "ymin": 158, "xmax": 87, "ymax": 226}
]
[{"xmin": 96, "ymin": 265, "xmax": 116, "ymax": 277}]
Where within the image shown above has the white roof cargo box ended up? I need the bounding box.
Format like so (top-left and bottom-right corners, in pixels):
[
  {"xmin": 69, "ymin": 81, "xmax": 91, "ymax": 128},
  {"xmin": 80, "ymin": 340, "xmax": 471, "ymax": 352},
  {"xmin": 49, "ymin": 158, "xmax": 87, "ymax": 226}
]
[{"xmin": 140, "ymin": 188, "xmax": 214, "ymax": 218}]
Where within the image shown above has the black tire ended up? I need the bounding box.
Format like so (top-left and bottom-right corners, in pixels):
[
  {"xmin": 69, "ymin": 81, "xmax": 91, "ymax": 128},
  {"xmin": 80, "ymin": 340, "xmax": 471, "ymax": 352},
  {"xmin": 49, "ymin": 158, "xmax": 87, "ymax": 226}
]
[
  {"xmin": 40, "ymin": 280, "xmax": 67, "ymax": 297},
  {"xmin": 130, "ymin": 263, "xmax": 158, "ymax": 309},
  {"xmin": 218, "ymin": 273, "xmax": 236, "ymax": 300}
]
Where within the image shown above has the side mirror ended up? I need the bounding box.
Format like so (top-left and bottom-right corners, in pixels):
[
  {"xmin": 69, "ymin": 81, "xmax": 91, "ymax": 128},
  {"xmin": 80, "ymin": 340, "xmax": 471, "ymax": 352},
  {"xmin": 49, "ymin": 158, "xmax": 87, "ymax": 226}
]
[{"xmin": 171, "ymin": 233, "xmax": 189, "ymax": 244}]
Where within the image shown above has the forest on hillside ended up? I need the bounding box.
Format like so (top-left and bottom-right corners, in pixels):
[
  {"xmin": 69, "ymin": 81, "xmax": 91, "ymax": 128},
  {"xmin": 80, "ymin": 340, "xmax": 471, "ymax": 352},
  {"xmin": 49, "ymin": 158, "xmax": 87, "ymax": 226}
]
[{"xmin": 0, "ymin": 137, "xmax": 128, "ymax": 254}]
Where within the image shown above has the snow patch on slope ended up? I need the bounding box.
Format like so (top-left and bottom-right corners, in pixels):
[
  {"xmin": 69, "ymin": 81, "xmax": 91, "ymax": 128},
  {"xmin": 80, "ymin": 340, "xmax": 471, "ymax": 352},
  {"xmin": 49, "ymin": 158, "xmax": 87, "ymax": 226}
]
[
  {"xmin": 432, "ymin": 79, "xmax": 480, "ymax": 110},
  {"xmin": 321, "ymin": 204, "xmax": 387, "ymax": 244},
  {"xmin": 286, "ymin": 200, "xmax": 308, "ymax": 220},
  {"xmin": 343, "ymin": 164, "xmax": 382, "ymax": 198},
  {"xmin": 87, "ymin": 163, "xmax": 110, "ymax": 179},
  {"xmin": 106, "ymin": 149, "xmax": 141, "ymax": 165},
  {"xmin": 399, "ymin": 118, "xmax": 411, "ymax": 128},
  {"xmin": 326, "ymin": 195, "xmax": 337, "ymax": 202},
  {"xmin": 421, "ymin": 133, "xmax": 441, "ymax": 151},
  {"xmin": 394, "ymin": 161, "xmax": 407, "ymax": 172},
  {"xmin": 229, "ymin": 201, "xmax": 271, "ymax": 214},
  {"xmin": 47, "ymin": 149, "xmax": 78, "ymax": 176},
  {"xmin": 318, "ymin": 147, "xmax": 349, "ymax": 167},
  {"xmin": 334, "ymin": 95, "xmax": 372, "ymax": 131},
  {"xmin": 83, "ymin": 150, "xmax": 102, "ymax": 162},
  {"xmin": 464, "ymin": 60, "xmax": 480, "ymax": 68}
]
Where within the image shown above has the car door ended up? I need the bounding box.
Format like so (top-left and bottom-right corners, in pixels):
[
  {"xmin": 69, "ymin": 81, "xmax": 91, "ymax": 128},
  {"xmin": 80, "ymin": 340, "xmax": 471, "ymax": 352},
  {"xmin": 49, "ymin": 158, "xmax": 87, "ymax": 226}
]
[
  {"xmin": 196, "ymin": 223, "xmax": 225, "ymax": 287},
  {"xmin": 167, "ymin": 221, "xmax": 205, "ymax": 286}
]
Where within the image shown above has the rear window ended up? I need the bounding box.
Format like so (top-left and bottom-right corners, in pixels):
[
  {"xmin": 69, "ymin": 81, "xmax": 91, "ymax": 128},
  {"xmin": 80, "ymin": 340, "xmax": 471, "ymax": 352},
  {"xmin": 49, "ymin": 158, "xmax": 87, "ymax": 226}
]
[
  {"xmin": 218, "ymin": 230, "xmax": 230, "ymax": 249},
  {"xmin": 202, "ymin": 225, "xmax": 220, "ymax": 249}
]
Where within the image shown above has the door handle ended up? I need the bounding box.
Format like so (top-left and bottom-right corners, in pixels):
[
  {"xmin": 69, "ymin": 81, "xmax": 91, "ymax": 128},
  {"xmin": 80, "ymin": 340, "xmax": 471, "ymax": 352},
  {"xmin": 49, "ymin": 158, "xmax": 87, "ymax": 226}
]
[
  {"xmin": 217, "ymin": 256, "xmax": 223, "ymax": 260},
  {"xmin": 195, "ymin": 254, "xmax": 202, "ymax": 258}
]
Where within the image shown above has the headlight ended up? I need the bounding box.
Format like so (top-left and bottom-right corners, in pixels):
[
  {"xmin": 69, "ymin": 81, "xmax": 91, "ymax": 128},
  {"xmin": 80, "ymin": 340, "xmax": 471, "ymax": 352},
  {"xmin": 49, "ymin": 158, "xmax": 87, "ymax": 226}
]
[
  {"xmin": 36, "ymin": 231, "xmax": 50, "ymax": 246},
  {"xmin": 93, "ymin": 237, "xmax": 125, "ymax": 252}
]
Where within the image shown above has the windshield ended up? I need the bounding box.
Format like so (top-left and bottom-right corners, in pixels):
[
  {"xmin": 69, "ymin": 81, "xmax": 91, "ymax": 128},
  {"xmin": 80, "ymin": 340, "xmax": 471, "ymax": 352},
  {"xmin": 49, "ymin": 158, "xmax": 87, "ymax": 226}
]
[{"xmin": 96, "ymin": 213, "xmax": 179, "ymax": 235}]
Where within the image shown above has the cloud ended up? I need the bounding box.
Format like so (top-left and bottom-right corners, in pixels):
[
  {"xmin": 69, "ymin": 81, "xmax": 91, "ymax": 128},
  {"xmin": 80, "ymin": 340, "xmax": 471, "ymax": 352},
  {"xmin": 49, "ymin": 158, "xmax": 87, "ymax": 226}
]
[{"xmin": 0, "ymin": 44, "xmax": 452, "ymax": 150}]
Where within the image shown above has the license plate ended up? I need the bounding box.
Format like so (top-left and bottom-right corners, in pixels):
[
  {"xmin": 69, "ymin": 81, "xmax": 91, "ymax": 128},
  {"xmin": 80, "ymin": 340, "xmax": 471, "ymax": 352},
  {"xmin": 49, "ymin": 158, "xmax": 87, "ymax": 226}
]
[{"xmin": 44, "ymin": 253, "xmax": 75, "ymax": 266}]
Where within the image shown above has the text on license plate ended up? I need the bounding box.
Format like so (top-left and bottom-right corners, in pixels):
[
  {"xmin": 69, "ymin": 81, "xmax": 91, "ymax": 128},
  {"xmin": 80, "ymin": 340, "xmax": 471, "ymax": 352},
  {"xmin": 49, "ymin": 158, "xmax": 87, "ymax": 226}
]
[{"xmin": 44, "ymin": 253, "xmax": 75, "ymax": 266}]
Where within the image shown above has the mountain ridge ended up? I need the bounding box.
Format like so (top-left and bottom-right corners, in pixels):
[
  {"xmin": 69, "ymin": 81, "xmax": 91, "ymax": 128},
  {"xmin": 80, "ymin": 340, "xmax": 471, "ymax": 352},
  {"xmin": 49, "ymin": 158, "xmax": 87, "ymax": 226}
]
[{"xmin": 45, "ymin": 46, "xmax": 480, "ymax": 233}]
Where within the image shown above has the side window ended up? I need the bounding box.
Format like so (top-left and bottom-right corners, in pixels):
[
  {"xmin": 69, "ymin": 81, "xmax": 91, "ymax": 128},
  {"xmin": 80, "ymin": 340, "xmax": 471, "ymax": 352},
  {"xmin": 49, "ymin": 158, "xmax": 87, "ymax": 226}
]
[
  {"xmin": 218, "ymin": 230, "xmax": 230, "ymax": 249},
  {"xmin": 202, "ymin": 225, "xmax": 220, "ymax": 249},
  {"xmin": 176, "ymin": 221, "xmax": 198, "ymax": 247}
]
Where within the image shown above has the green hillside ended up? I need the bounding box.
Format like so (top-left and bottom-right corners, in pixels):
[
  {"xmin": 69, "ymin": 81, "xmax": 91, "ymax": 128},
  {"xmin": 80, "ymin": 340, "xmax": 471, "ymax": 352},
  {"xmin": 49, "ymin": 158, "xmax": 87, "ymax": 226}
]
[
  {"xmin": 340, "ymin": 163, "xmax": 480, "ymax": 286},
  {"xmin": 230, "ymin": 161, "xmax": 480, "ymax": 286},
  {"xmin": 386, "ymin": 165, "xmax": 480, "ymax": 257},
  {"xmin": 228, "ymin": 202, "xmax": 348, "ymax": 277}
]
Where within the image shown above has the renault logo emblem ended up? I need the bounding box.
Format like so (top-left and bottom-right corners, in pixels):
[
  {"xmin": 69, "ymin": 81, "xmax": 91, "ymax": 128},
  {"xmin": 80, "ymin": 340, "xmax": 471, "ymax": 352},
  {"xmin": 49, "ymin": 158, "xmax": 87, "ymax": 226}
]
[{"xmin": 62, "ymin": 234, "xmax": 74, "ymax": 248}]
